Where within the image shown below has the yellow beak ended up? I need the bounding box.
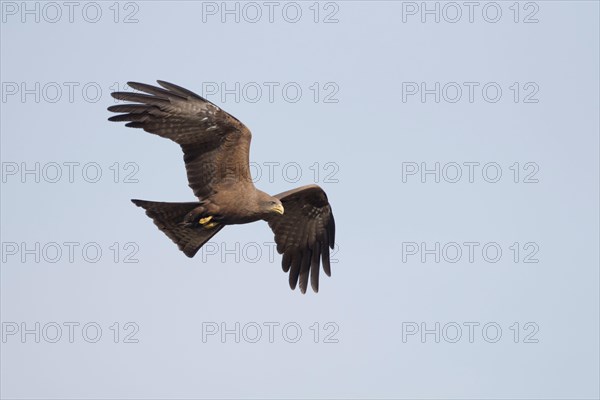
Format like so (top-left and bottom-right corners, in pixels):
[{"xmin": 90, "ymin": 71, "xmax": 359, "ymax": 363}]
[{"xmin": 272, "ymin": 203, "xmax": 285, "ymax": 215}]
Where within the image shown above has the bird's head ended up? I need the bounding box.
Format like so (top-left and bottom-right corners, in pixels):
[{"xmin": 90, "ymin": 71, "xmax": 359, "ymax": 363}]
[
  {"xmin": 258, "ymin": 193, "xmax": 284, "ymax": 216},
  {"xmin": 268, "ymin": 198, "xmax": 285, "ymax": 215}
]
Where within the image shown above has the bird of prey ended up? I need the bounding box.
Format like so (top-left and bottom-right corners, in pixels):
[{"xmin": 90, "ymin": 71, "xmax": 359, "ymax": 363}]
[{"xmin": 107, "ymin": 81, "xmax": 335, "ymax": 293}]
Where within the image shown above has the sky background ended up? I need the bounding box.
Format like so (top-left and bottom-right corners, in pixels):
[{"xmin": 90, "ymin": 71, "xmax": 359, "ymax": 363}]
[{"xmin": 1, "ymin": 1, "xmax": 599, "ymax": 399}]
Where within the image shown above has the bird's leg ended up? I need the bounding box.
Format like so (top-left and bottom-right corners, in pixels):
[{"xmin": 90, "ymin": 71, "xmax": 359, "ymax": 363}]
[
  {"xmin": 182, "ymin": 204, "xmax": 220, "ymax": 229},
  {"xmin": 182, "ymin": 206, "xmax": 208, "ymax": 228}
]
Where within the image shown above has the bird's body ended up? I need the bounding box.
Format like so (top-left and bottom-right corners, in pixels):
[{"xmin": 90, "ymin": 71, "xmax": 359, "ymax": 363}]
[
  {"xmin": 108, "ymin": 81, "xmax": 335, "ymax": 293},
  {"xmin": 185, "ymin": 187, "xmax": 279, "ymax": 225}
]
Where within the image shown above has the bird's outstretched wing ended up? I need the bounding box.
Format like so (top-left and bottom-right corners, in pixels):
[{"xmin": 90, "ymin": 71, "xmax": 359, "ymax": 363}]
[
  {"xmin": 108, "ymin": 81, "xmax": 252, "ymax": 199},
  {"xmin": 267, "ymin": 185, "xmax": 335, "ymax": 293}
]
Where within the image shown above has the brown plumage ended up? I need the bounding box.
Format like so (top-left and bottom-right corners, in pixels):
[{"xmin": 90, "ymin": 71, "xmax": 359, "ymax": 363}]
[{"xmin": 108, "ymin": 81, "xmax": 335, "ymax": 293}]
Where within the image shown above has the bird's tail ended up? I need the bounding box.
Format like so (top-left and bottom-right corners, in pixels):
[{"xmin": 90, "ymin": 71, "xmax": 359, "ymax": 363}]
[{"xmin": 131, "ymin": 199, "xmax": 224, "ymax": 258}]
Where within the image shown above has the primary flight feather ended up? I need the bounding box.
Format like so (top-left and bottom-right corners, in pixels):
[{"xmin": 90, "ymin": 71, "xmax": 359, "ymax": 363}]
[{"xmin": 108, "ymin": 80, "xmax": 335, "ymax": 293}]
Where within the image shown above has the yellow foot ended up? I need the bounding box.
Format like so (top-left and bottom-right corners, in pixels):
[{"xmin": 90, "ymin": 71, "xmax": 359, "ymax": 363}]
[
  {"xmin": 198, "ymin": 216, "xmax": 213, "ymax": 225},
  {"xmin": 198, "ymin": 215, "xmax": 218, "ymax": 229}
]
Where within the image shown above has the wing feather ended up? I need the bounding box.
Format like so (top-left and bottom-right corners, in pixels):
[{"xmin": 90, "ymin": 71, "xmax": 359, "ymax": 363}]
[
  {"xmin": 127, "ymin": 81, "xmax": 187, "ymax": 99},
  {"xmin": 299, "ymin": 248, "xmax": 312, "ymax": 294},
  {"xmin": 321, "ymin": 239, "xmax": 331, "ymax": 277},
  {"xmin": 157, "ymin": 80, "xmax": 208, "ymax": 100},
  {"xmin": 310, "ymin": 242, "xmax": 321, "ymax": 292},
  {"xmin": 289, "ymin": 254, "xmax": 302, "ymax": 290},
  {"xmin": 281, "ymin": 252, "xmax": 292, "ymax": 273}
]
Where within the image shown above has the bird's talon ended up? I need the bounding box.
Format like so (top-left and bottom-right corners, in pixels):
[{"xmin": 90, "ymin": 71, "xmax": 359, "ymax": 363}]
[{"xmin": 199, "ymin": 216, "xmax": 213, "ymax": 225}]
